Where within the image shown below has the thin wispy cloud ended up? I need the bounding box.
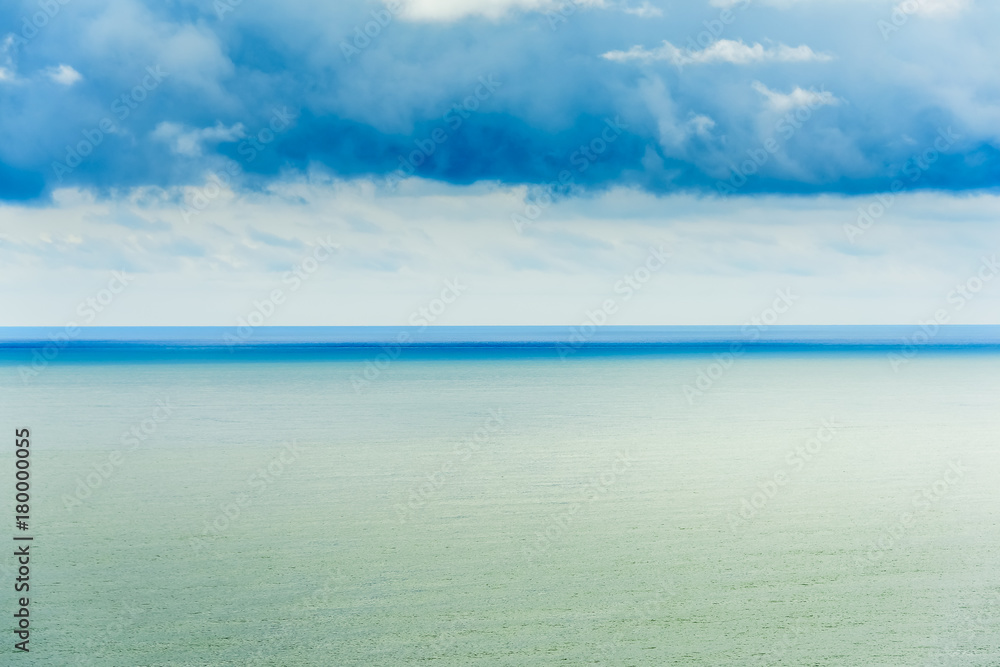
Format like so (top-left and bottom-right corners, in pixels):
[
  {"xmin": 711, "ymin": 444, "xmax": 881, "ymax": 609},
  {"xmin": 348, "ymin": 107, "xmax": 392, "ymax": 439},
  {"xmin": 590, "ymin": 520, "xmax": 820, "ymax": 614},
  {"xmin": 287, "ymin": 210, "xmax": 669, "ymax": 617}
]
[
  {"xmin": 752, "ymin": 81, "xmax": 840, "ymax": 112},
  {"xmin": 393, "ymin": 0, "xmax": 605, "ymax": 21},
  {"xmin": 0, "ymin": 35, "xmax": 17, "ymax": 83},
  {"xmin": 152, "ymin": 122, "xmax": 246, "ymax": 157},
  {"xmin": 603, "ymin": 39, "xmax": 833, "ymax": 65},
  {"xmin": 4, "ymin": 181, "xmax": 1000, "ymax": 325},
  {"xmin": 894, "ymin": 0, "xmax": 970, "ymax": 17},
  {"xmin": 622, "ymin": 2, "xmax": 663, "ymax": 17},
  {"xmin": 390, "ymin": 0, "xmax": 660, "ymax": 21},
  {"xmin": 709, "ymin": 0, "xmax": 807, "ymax": 7}
]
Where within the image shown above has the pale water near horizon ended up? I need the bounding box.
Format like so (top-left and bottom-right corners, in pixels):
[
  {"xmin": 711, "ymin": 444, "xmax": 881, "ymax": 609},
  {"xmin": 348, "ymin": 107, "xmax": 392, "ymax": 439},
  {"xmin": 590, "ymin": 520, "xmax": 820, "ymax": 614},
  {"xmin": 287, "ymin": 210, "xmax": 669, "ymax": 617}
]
[{"xmin": 1, "ymin": 349, "xmax": 998, "ymax": 665}]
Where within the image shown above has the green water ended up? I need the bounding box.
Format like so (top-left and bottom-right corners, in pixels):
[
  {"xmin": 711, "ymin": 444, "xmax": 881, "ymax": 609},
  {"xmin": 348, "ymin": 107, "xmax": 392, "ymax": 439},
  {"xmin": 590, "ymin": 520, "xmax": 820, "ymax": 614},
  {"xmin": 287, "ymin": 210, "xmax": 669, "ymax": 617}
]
[{"xmin": 1, "ymin": 352, "xmax": 998, "ymax": 665}]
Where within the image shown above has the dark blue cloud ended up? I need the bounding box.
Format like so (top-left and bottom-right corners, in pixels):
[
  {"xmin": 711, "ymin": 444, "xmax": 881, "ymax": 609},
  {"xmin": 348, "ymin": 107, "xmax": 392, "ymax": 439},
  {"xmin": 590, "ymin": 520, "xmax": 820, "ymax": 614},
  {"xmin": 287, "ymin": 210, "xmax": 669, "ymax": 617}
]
[{"xmin": 1, "ymin": 0, "xmax": 999, "ymax": 202}]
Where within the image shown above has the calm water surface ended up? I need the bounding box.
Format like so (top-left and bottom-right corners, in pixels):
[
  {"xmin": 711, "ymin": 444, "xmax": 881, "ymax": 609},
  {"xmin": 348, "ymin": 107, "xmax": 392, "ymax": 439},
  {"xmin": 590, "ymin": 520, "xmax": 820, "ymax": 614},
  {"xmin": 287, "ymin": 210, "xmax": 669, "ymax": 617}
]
[{"xmin": 0, "ymin": 349, "xmax": 998, "ymax": 665}]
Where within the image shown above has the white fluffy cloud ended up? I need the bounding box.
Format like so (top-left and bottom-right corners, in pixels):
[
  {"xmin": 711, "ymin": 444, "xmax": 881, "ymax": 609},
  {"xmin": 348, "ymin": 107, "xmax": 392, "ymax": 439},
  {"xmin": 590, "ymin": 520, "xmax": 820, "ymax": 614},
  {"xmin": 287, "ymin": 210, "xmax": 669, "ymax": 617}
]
[
  {"xmin": 44, "ymin": 64, "xmax": 83, "ymax": 86},
  {"xmin": 603, "ymin": 39, "xmax": 832, "ymax": 65}
]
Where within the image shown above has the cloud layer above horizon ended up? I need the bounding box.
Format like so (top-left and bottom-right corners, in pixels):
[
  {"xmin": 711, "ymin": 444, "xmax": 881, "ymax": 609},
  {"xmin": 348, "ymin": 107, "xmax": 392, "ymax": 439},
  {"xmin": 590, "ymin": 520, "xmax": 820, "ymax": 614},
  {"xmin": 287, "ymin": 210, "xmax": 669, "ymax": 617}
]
[{"xmin": 1, "ymin": 0, "xmax": 999, "ymax": 202}]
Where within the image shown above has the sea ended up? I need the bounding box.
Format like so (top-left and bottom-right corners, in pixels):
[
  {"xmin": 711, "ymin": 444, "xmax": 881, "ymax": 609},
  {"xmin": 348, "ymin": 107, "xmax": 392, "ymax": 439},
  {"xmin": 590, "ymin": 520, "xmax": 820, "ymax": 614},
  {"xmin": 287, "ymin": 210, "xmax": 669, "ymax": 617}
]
[{"xmin": 0, "ymin": 327, "xmax": 998, "ymax": 666}]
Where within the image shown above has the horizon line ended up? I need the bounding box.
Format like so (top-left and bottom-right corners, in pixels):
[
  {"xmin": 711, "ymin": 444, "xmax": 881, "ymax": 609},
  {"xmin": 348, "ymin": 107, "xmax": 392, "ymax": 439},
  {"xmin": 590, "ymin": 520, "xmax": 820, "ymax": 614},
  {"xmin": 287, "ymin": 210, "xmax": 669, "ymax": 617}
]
[{"xmin": 1, "ymin": 325, "xmax": 998, "ymax": 350}]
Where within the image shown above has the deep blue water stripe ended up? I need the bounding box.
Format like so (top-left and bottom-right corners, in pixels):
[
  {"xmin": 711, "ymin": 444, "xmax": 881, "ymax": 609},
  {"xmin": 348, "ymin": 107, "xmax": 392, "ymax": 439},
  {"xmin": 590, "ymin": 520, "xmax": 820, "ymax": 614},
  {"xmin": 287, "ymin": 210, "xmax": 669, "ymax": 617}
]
[{"xmin": 0, "ymin": 326, "xmax": 998, "ymax": 349}]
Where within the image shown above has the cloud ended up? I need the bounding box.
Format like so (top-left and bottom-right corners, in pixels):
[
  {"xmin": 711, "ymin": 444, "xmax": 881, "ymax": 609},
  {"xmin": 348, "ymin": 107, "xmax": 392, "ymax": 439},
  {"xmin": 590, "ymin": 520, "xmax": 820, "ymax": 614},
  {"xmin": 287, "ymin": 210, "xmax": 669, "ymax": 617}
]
[
  {"xmin": 392, "ymin": 0, "xmax": 605, "ymax": 21},
  {"xmin": 603, "ymin": 39, "xmax": 833, "ymax": 65},
  {"xmin": 637, "ymin": 77, "xmax": 717, "ymax": 160},
  {"xmin": 893, "ymin": 0, "xmax": 969, "ymax": 17},
  {"xmin": 44, "ymin": 64, "xmax": 82, "ymax": 86},
  {"xmin": 752, "ymin": 81, "xmax": 840, "ymax": 112},
  {"xmin": 709, "ymin": 0, "xmax": 816, "ymax": 7},
  {"xmin": 152, "ymin": 122, "xmax": 246, "ymax": 157},
  {"xmin": 3, "ymin": 178, "xmax": 1000, "ymax": 325},
  {"xmin": 0, "ymin": 35, "xmax": 18, "ymax": 83},
  {"xmin": 622, "ymin": 2, "xmax": 663, "ymax": 17},
  {"xmin": 246, "ymin": 227, "xmax": 306, "ymax": 250},
  {"xmin": 0, "ymin": 0, "xmax": 997, "ymax": 201}
]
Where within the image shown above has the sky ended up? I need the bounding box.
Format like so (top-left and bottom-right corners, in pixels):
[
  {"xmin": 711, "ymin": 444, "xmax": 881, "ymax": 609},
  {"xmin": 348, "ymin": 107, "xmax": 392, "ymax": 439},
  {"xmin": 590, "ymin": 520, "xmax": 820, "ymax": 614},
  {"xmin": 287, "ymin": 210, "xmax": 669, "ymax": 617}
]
[{"xmin": 1, "ymin": 0, "xmax": 998, "ymax": 326}]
